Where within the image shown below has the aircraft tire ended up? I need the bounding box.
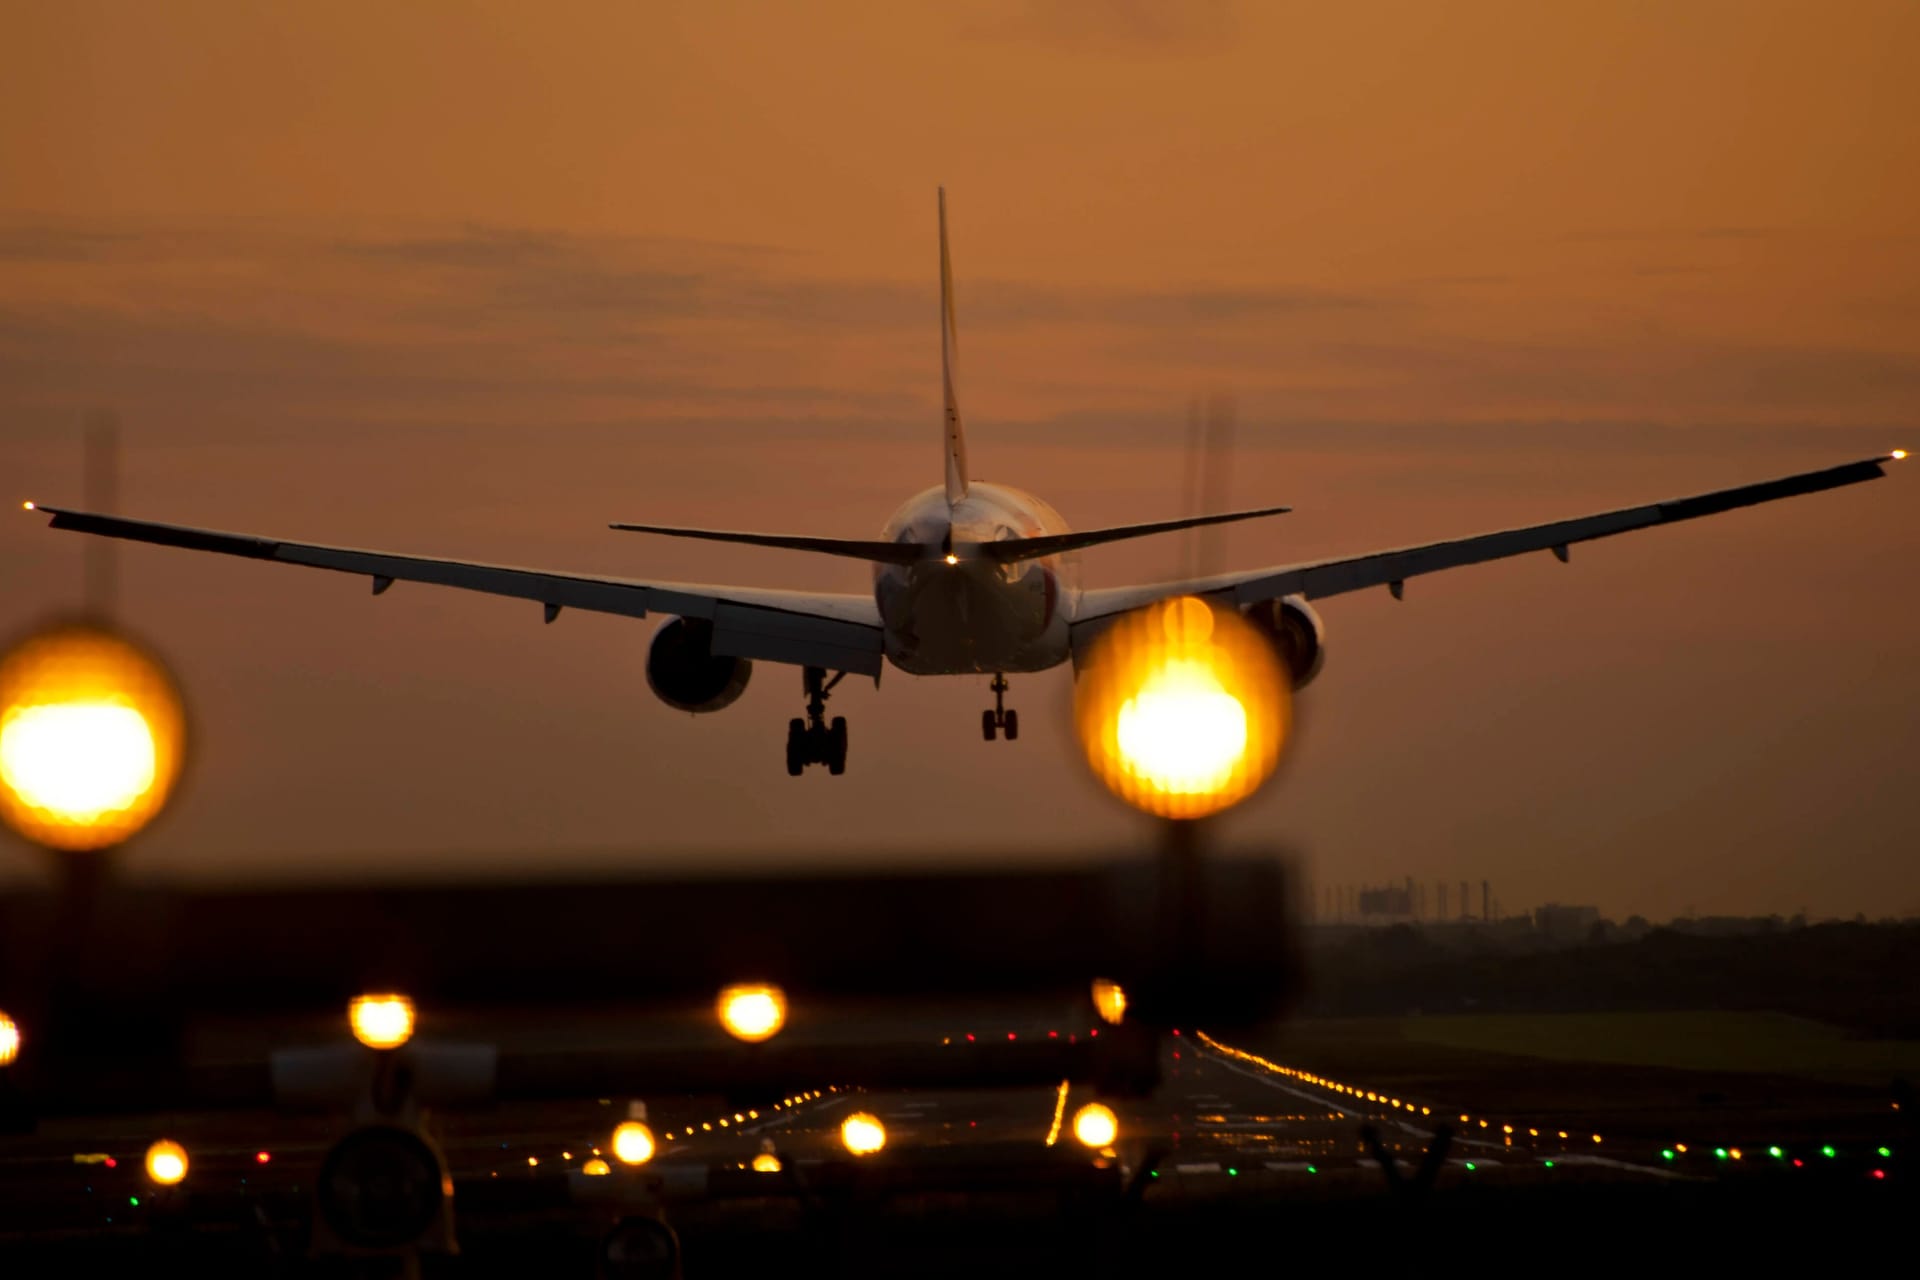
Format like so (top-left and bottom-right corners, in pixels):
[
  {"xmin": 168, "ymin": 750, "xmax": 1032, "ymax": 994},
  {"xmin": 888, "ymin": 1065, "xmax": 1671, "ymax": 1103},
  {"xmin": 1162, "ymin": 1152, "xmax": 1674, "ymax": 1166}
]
[
  {"xmin": 786, "ymin": 718, "xmax": 806, "ymax": 776},
  {"xmin": 981, "ymin": 709, "xmax": 997, "ymax": 741},
  {"xmin": 1002, "ymin": 709, "xmax": 1018, "ymax": 741}
]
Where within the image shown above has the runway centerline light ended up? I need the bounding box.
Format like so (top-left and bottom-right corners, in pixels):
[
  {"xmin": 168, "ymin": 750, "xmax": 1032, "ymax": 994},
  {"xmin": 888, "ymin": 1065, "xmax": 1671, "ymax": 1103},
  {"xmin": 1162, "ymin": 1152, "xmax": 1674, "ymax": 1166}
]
[
  {"xmin": 145, "ymin": 1140, "xmax": 188, "ymax": 1186},
  {"xmin": 1091, "ymin": 978, "xmax": 1127, "ymax": 1026},
  {"xmin": 841, "ymin": 1112, "xmax": 886, "ymax": 1156},
  {"xmin": 0, "ymin": 622, "xmax": 188, "ymax": 852},
  {"xmin": 1073, "ymin": 1102, "xmax": 1119, "ymax": 1149},
  {"xmin": 0, "ymin": 1009, "xmax": 18, "ymax": 1066},
  {"xmin": 1072, "ymin": 595, "xmax": 1289, "ymax": 819},
  {"xmin": 612, "ymin": 1122, "xmax": 655, "ymax": 1166},
  {"xmin": 349, "ymin": 994, "xmax": 415, "ymax": 1050},
  {"xmin": 717, "ymin": 983, "xmax": 787, "ymax": 1042}
]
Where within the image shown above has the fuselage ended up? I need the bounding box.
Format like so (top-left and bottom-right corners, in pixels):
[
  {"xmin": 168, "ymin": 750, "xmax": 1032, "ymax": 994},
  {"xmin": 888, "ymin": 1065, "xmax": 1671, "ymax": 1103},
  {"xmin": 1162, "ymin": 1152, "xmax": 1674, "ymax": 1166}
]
[{"xmin": 874, "ymin": 483, "xmax": 1079, "ymax": 674}]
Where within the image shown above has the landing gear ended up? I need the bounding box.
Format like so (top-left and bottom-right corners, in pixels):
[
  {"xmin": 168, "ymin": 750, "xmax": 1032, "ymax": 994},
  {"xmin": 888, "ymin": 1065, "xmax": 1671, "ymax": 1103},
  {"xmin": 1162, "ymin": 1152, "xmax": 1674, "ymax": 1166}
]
[
  {"xmin": 982, "ymin": 673, "xmax": 1019, "ymax": 741},
  {"xmin": 786, "ymin": 667, "xmax": 849, "ymax": 774}
]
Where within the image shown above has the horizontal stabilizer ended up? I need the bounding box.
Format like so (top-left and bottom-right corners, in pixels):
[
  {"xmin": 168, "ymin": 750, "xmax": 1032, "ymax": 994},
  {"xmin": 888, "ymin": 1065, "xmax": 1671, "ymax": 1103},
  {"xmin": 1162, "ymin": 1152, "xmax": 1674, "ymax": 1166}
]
[
  {"xmin": 980, "ymin": 505, "xmax": 1292, "ymax": 563},
  {"xmin": 610, "ymin": 521, "xmax": 921, "ymax": 565}
]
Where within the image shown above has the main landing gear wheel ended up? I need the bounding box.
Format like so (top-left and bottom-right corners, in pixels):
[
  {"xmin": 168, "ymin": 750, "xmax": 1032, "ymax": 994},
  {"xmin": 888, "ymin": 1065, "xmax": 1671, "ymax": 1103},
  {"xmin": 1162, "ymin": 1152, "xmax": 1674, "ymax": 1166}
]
[
  {"xmin": 787, "ymin": 667, "xmax": 850, "ymax": 775},
  {"xmin": 982, "ymin": 673, "xmax": 1018, "ymax": 741}
]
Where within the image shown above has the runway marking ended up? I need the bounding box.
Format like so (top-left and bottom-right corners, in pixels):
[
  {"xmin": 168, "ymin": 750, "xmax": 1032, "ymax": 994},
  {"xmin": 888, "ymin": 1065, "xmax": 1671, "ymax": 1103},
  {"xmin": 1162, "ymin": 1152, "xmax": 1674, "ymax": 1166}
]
[{"xmin": 1196, "ymin": 1049, "xmax": 1365, "ymax": 1119}]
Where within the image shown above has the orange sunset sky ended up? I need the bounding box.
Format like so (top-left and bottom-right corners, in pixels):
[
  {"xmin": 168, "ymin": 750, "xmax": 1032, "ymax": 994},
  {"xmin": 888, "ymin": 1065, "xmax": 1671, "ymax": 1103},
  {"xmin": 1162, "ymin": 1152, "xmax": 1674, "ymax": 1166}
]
[{"xmin": 1, "ymin": 1, "xmax": 1916, "ymax": 920}]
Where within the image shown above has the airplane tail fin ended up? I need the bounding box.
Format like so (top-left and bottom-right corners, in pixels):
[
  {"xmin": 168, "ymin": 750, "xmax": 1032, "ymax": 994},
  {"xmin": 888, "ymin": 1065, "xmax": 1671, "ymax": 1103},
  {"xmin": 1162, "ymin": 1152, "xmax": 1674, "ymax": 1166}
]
[{"xmin": 939, "ymin": 187, "xmax": 970, "ymax": 507}]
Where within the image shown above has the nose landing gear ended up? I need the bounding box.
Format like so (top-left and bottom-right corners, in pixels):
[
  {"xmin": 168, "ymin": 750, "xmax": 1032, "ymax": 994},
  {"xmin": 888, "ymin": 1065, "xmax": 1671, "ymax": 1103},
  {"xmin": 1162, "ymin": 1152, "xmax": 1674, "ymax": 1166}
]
[
  {"xmin": 981, "ymin": 673, "xmax": 1019, "ymax": 741},
  {"xmin": 787, "ymin": 667, "xmax": 849, "ymax": 775}
]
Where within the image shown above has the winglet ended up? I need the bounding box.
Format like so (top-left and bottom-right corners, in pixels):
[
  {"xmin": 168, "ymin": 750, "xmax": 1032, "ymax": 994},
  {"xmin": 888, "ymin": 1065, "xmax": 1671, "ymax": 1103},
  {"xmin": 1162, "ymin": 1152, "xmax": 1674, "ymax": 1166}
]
[{"xmin": 939, "ymin": 187, "xmax": 969, "ymax": 506}]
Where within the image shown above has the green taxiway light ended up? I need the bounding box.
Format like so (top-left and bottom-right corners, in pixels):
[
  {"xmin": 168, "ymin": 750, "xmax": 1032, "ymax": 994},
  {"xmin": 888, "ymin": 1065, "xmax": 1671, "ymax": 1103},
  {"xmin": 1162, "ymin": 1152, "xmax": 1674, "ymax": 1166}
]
[
  {"xmin": 1661, "ymin": 1149, "xmax": 1675, "ymax": 1160},
  {"xmin": 1227, "ymin": 1167, "xmax": 1238, "ymax": 1176},
  {"xmin": 1714, "ymin": 1148, "xmax": 1728, "ymax": 1160},
  {"xmin": 1769, "ymin": 1147, "xmax": 1784, "ymax": 1159},
  {"xmin": 1822, "ymin": 1146, "xmax": 1838, "ymax": 1159},
  {"xmin": 1543, "ymin": 1160, "xmax": 1555, "ymax": 1169},
  {"xmin": 1878, "ymin": 1147, "xmax": 1892, "ymax": 1158},
  {"xmin": 128, "ymin": 1196, "xmax": 139, "ymax": 1207},
  {"xmin": 1464, "ymin": 1162, "xmax": 1477, "ymax": 1171},
  {"xmin": 1306, "ymin": 1165, "xmax": 1318, "ymax": 1174}
]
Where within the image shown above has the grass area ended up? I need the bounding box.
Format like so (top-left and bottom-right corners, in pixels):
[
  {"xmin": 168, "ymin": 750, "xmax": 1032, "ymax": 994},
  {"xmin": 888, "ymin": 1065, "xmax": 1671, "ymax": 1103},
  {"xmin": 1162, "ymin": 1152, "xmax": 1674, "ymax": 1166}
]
[{"xmin": 1395, "ymin": 1011, "xmax": 1920, "ymax": 1086}]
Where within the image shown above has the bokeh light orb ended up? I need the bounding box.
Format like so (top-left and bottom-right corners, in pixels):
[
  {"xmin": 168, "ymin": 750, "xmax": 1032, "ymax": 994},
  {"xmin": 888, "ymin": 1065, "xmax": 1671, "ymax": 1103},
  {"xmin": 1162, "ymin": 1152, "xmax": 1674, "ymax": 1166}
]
[
  {"xmin": 1091, "ymin": 979, "xmax": 1128, "ymax": 1026},
  {"xmin": 0, "ymin": 620, "xmax": 188, "ymax": 852},
  {"xmin": 716, "ymin": 983, "xmax": 787, "ymax": 1042},
  {"xmin": 145, "ymin": 1139, "xmax": 189, "ymax": 1185},
  {"xmin": 1072, "ymin": 1102, "xmax": 1119, "ymax": 1149},
  {"xmin": 611, "ymin": 1121, "xmax": 656, "ymax": 1166},
  {"xmin": 1073, "ymin": 597, "xmax": 1289, "ymax": 819},
  {"xmin": 348, "ymin": 994, "xmax": 416, "ymax": 1050},
  {"xmin": 840, "ymin": 1112, "xmax": 886, "ymax": 1156},
  {"xmin": 0, "ymin": 1009, "xmax": 18, "ymax": 1066}
]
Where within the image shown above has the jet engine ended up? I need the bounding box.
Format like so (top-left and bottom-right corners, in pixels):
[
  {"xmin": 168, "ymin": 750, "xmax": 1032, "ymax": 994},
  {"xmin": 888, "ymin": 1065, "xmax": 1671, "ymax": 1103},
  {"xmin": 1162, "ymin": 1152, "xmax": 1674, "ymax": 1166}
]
[
  {"xmin": 1242, "ymin": 594, "xmax": 1325, "ymax": 689},
  {"xmin": 645, "ymin": 617, "xmax": 752, "ymax": 713}
]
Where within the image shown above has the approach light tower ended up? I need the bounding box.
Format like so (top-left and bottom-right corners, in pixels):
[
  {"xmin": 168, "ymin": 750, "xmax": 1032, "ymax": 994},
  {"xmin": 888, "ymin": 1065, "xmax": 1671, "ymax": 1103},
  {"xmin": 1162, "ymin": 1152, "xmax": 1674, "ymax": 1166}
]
[
  {"xmin": 1071, "ymin": 594, "xmax": 1292, "ymax": 1027},
  {"xmin": 2, "ymin": 413, "xmax": 193, "ymax": 1081}
]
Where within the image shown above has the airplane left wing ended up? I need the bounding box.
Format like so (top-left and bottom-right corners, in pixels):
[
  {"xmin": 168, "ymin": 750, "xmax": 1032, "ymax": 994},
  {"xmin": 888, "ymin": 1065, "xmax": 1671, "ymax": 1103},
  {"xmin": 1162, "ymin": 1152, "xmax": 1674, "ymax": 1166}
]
[
  {"xmin": 26, "ymin": 506, "xmax": 886, "ymax": 676},
  {"xmin": 1073, "ymin": 453, "xmax": 1902, "ymax": 633}
]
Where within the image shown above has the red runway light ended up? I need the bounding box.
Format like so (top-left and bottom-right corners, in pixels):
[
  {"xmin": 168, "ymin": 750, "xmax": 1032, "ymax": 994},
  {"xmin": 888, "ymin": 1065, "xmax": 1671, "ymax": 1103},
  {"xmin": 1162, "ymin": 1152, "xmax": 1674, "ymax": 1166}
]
[
  {"xmin": 1090, "ymin": 1028, "xmax": 1098, "ymax": 1037},
  {"xmin": 965, "ymin": 1034, "xmax": 974, "ymax": 1042},
  {"xmin": 1793, "ymin": 1159, "xmax": 1804, "ymax": 1167},
  {"xmin": 1873, "ymin": 1169, "xmax": 1886, "ymax": 1180},
  {"xmin": 104, "ymin": 1157, "xmax": 117, "ymax": 1169},
  {"xmin": 1008, "ymin": 1032, "xmax": 1017, "ymax": 1041},
  {"xmin": 1048, "ymin": 1030, "xmax": 1058, "ymax": 1038}
]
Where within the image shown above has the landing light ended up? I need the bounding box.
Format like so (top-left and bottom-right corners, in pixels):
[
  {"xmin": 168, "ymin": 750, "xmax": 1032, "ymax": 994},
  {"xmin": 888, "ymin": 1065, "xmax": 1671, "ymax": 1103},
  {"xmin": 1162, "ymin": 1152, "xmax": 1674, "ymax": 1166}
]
[
  {"xmin": 1073, "ymin": 596, "xmax": 1288, "ymax": 819},
  {"xmin": 612, "ymin": 1122, "xmax": 655, "ymax": 1166},
  {"xmin": 349, "ymin": 994, "xmax": 415, "ymax": 1050},
  {"xmin": 841, "ymin": 1112, "xmax": 886, "ymax": 1156},
  {"xmin": 1072, "ymin": 1102, "xmax": 1119, "ymax": 1149},
  {"xmin": 944, "ymin": 554, "xmax": 959, "ymax": 565},
  {"xmin": 717, "ymin": 983, "xmax": 787, "ymax": 1042},
  {"xmin": 0, "ymin": 622, "xmax": 188, "ymax": 853},
  {"xmin": 145, "ymin": 1140, "xmax": 188, "ymax": 1186},
  {"xmin": 0, "ymin": 1010, "xmax": 17, "ymax": 1066},
  {"xmin": 1894, "ymin": 450, "xmax": 1908, "ymax": 460}
]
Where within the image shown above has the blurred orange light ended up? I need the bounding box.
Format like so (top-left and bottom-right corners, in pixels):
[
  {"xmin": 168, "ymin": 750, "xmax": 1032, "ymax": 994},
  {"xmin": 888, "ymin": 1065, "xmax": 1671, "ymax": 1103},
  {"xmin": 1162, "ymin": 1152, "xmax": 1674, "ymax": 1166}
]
[
  {"xmin": 752, "ymin": 1152, "xmax": 782, "ymax": 1172},
  {"xmin": 841, "ymin": 1113, "xmax": 886, "ymax": 1156},
  {"xmin": 145, "ymin": 1139, "xmax": 188, "ymax": 1186},
  {"xmin": 582, "ymin": 1158, "xmax": 611, "ymax": 1176},
  {"xmin": 612, "ymin": 1122, "xmax": 655, "ymax": 1166},
  {"xmin": 717, "ymin": 983, "xmax": 787, "ymax": 1042},
  {"xmin": 1072, "ymin": 1103, "xmax": 1119, "ymax": 1149},
  {"xmin": 1073, "ymin": 597, "xmax": 1288, "ymax": 819},
  {"xmin": 0, "ymin": 622, "xmax": 188, "ymax": 853},
  {"xmin": 348, "ymin": 994, "xmax": 415, "ymax": 1049},
  {"xmin": 0, "ymin": 1010, "xmax": 17, "ymax": 1066}
]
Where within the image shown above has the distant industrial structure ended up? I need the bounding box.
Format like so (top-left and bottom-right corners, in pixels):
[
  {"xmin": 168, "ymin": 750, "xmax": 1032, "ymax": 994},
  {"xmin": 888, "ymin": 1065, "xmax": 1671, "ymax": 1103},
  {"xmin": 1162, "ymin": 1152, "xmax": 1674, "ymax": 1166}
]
[{"xmin": 1311, "ymin": 877, "xmax": 1508, "ymax": 926}]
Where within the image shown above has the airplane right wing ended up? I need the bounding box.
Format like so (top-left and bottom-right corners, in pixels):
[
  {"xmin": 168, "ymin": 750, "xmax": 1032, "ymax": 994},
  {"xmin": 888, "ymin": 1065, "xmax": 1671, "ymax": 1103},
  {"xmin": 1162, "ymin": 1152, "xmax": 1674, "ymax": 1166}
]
[
  {"xmin": 28, "ymin": 506, "xmax": 886, "ymax": 675},
  {"xmin": 1073, "ymin": 453, "xmax": 1903, "ymax": 636}
]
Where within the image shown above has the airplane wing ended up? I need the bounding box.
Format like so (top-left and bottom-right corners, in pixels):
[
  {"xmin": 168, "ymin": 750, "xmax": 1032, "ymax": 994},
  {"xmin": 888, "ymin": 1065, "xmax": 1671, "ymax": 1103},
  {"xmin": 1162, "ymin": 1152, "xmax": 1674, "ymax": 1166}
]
[
  {"xmin": 26, "ymin": 506, "xmax": 886, "ymax": 676},
  {"xmin": 1073, "ymin": 454, "xmax": 1903, "ymax": 631}
]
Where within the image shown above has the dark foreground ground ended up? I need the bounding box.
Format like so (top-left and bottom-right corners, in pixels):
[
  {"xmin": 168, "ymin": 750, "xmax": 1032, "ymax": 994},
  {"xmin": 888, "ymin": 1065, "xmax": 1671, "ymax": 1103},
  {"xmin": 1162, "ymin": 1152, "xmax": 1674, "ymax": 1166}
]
[{"xmin": 3, "ymin": 1015, "xmax": 1910, "ymax": 1274}]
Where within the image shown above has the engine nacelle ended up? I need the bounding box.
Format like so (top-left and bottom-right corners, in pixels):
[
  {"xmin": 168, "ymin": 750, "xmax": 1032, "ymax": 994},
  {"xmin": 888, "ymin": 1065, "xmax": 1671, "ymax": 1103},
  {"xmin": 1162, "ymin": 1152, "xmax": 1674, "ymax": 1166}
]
[
  {"xmin": 646, "ymin": 617, "xmax": 752, "ymax": 713},
  {"xmin": 1242, "ymin": 594, "xmax": 1325, "ymax": 689}
]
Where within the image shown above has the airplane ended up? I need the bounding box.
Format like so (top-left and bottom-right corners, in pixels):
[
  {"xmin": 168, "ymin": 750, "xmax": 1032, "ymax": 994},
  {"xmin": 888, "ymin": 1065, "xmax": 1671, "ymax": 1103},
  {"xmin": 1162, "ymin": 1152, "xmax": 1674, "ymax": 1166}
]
[{"xmin": 24, "ymin": 190, "xmax": 1906, "ymax": 775}]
